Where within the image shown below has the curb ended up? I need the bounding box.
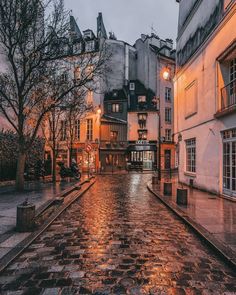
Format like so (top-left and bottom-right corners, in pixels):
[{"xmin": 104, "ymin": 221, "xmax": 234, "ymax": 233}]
[
  {"xmin": 147, "ymin": 182, "xmax": 236, "ymax": 272},
  {"xmin": 0, "ymin": 178, "xmax": 89, "ymax": 246},
  {"xmin": 0, "ymin": 179, "xmax": 96, "ymax": 274}
]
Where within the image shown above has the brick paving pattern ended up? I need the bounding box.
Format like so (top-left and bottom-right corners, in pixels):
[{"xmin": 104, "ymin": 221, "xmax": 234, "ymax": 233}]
[{"xmin": 0, "ymin": 174, "xmax": 235, "ymax": 294}]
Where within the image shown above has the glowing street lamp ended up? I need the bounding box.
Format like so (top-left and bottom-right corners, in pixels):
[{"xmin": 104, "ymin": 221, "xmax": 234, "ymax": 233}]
[
  {"xmin": 162, "ymin": 68, "xmax": 171, "ymax": 80},
  {"xmin": 97, "ymin": 106, "xmax": 102, "ymax": 115}
]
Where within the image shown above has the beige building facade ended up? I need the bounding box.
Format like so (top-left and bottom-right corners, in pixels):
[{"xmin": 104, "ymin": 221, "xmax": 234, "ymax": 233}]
[{"xmin": 174, "ymin": 0, "xmax": 236, "ymax": 198}]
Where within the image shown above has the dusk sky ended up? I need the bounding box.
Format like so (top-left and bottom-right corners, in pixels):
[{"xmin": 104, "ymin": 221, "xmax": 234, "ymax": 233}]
[{"xmin": 65, "ymin": 0, "xmax": 179, "ymax": 45}]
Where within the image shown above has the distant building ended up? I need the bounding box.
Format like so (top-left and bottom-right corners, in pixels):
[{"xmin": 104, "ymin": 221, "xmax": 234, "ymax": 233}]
[
  {"xmin": 44, "ymin": 13, "xmax": 176, "ymax": 174},
  {"xmin": 100, "ymin": 88, "xmax": 128, "ymax": 172},
  {"xmin": 174, "ymin": 0, "xmax": 236, "ymax": 198},
  {"xmin": 131, "ymin": 34, "xmax": 176, "ymax": 172}
]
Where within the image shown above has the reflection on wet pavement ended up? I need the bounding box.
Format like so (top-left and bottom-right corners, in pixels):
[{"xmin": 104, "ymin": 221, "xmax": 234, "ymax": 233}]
[{"xmin": 0, "ymin": 175, "xmax": 235, "ymax": 294}]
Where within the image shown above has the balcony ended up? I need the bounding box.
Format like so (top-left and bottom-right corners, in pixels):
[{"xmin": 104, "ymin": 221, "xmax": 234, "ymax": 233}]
[{"xmin": 215, "ymin": 79, "xmax": 236, "ymax": 118}]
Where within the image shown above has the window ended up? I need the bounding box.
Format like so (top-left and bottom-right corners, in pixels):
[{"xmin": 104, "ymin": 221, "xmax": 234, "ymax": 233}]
[
  {"xmin": 86, "ymin": 119, "xmax": 93, "ymax": 141},
  {"xmin": 129, "ymin": 82, "xmax": 135, "ymax": 90},
  {"xmin": 84, "ymin": 30, "xmax": 92, "ymax": 39},
  {"xmin": 165, "ymin": 108, "xmax": 172, "ymax": 123},
  {"xmin": 110, "ymin": 131, "xmax": 118, "ymax": 141},
  {"xmin": 60, "ymin": 120, "xmax": 67, "ymax": 141},
  {"xmin": 138, "ymin": 96, "xmax": 146, "ymax": 103},
  {"xmin": 139, "ymin": 121, "xmax": 146, "ymax": 129},
  {"xmin": 138, "ymin": 113, "xmax": 147, "ymax": 128},
  {"xmin": 74, "ymin": 120, "xmax": 80, "ymax": 141},
  {"xmin": 165, "ymin": 129, "xmax": 172, "ymax": 141},
  {"xmin": 220, "ymin": 58, "xmax": 236, "ymax": 112},
  {"xmin": 138, "ymin": 130, "xmax": 147, "ymax": 140},
  {"xmin": 138, "ymin": 113, "xmax": 147, "ymax": 121},
  {"xmin": 222, "ymin": 129, "xmax": 236, "ymax": 196},
  {"xmin": 112, "ymin": 103, "xmax": 122, "ymax": 113},
  {"xmin": 85, "ymin": 40, "xmax": 95, "ymax": 52},
  {"xmin": 186, "ymin": 138, "xmax": 196, "ymax": 173},
  {"xmin": 165, "ymin": 87, "xmax": 171, "ymax": 102},
  {"xmin": 60, "ymin": 72, "xmax": 68, "ymax": 83}
]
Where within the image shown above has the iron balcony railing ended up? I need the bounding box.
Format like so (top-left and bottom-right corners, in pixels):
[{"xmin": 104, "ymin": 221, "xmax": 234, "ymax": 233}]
[{"xmin": 221, "ymin": 79, "xmax": 236, "ymax": 112}]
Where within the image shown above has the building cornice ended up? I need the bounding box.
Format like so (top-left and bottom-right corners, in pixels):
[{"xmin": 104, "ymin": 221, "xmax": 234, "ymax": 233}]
[{"xmin": 177, "ymin": 0, "xmax": 203, "ymax": 41}]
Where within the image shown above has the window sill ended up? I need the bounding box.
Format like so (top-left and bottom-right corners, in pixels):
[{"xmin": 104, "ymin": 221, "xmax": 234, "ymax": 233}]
[{"xmin": 184, "ymin": 171, "xmax": 196, "ymax": 177}]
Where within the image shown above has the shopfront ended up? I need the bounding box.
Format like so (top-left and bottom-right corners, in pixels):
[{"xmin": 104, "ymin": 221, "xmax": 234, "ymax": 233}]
[
  {"xmin": 100, "ymin": 150, "xmax": 126, "ymax": 172},
  {"xmin": 128, "ymin": 140, "xmax": 157, "ymax": 170}
]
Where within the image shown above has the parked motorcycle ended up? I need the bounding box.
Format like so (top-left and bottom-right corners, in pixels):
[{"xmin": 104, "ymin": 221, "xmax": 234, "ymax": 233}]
[{"xmin": 58, "ymin": 161, "xmax": 81, "ymax": 180}]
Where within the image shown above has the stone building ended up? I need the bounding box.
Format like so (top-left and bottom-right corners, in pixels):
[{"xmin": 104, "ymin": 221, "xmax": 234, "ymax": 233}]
[
  {"xmin": 129, "ymin": 34, "xmax": 176, "ymax": 172},
  {"xmin": 44, "ymin": 13, "xmax": 176, "ymax": 174},
  {"xmin": 174, "ymin": 0, "xmax": 236, "ymax": 198}
]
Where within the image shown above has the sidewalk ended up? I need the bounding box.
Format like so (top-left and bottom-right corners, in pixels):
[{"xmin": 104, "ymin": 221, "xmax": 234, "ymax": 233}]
[
  {"xmin": 147, "ymin": 178, "xmax": 236, "ymax": 269},
  {"xmin": 0, "ymin": 178, "xmax": 83, "ymax": 237}
]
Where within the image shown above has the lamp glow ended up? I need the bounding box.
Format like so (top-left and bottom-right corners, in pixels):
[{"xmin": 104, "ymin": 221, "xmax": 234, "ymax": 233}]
[{"xmin": 163, "ymin": 70, "xmax": 170, "ymax": 80}]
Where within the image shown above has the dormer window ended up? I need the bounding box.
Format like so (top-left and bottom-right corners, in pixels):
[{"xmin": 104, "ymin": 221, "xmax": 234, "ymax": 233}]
[
  {"xmin": 138, "ymin": 96, "xmax": 146, "ymax": 103},
  {"xmin": 113, "ymin": 91, "xmax": 118, "ymax": 97},
  {"xmin": 84, "ymin": 30, "xmax": 92, "ymax": 39},
  {"xmin": 129, "ymin": 82, "xmax": 135, "ymax": 91}
]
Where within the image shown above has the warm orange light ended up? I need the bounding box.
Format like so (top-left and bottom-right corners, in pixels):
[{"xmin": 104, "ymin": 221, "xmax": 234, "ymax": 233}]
[
  {"xmin": 97, "ymin": 106, "xmax": 102, "ymax": 115},
  {"xmin": 163, "ymin": 70, "xmax": 170, "ymax": 80}
]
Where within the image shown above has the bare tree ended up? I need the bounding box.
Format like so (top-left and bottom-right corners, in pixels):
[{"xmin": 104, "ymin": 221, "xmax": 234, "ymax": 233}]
[
  {"xmin": 0, "ymin": 0, "xmax": 109, "ymax": 190},
  {"xmin": 42, "ymin": 105, "xmax": 63, "ymax": 183}
]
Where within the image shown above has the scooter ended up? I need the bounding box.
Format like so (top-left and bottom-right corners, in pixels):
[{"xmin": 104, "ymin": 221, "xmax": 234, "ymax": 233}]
[{"xmin": 58, "ymin": 162, "xmax": 81, "ymax": 180}]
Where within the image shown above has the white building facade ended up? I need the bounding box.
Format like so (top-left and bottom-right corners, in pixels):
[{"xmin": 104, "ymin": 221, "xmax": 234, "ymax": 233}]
[{"xmin": 174, "ymin": 0, "xmax": 236, "ymax": 198}]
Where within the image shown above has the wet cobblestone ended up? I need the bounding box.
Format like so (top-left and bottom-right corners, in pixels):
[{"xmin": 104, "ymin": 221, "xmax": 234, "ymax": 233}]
[{"xmin": 0, "ymin": 174, "xmax": 235, "ymax": 294}]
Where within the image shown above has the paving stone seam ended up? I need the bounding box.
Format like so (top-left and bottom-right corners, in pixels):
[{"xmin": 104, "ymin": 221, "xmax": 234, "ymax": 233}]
[
  {"xmin": 0, "ymin": 179, "xmax": 96, "ymax": 274},
  {"xmin": 147, "ymin": 182, "xmax": 236, "ymax": 272}
]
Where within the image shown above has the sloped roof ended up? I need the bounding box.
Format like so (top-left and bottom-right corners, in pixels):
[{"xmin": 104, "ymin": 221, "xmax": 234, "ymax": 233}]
[{"xmin": 101, "ymin": 115, "xmax": 127, "ymax": 124}]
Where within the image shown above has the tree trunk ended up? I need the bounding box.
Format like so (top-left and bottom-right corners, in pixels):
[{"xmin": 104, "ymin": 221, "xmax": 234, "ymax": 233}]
[
  {"xmin": 69, "ymin": 144, "xmax": 73, "ymax": 167},
  {"xmin": 16, "ymin": 151, "xmax": 26, "ymax": 191},
  {"xmin": 52, "ymin": 148, "xmax": 57, "ymax": 183}
]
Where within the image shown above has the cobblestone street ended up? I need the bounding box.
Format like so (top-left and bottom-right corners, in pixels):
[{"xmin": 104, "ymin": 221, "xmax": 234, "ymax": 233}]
[{"xmin": 0, "ymin": 174, "xmax": 235, "ymax": 295}]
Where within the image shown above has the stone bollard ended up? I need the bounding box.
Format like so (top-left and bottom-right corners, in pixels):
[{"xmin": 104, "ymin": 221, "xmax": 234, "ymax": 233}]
[
  {"xmin": 164, "ymin": 182, "xmax": 172, "ymax": 196},
  {"xmin": 152, "ymin": 175, "xmax": 159, "ymax": 184},
  {"xmin": 16, "ymin": 199, "xmax": 35, "ymax": 232},
  {"xmin": 176, "ymin": 188, "xmax": 188, "ymax": 206}
]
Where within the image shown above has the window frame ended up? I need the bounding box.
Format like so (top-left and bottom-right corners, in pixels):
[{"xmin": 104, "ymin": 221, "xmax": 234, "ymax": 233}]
[
  {"xmin": 185, "ymin": 138, "xmax": 196, "ymax": 173},
  {"xmin": 165, "ymin": 87, "xmax": 172, "ymax": 102},
  {"xmin": 165, "ymin": 129, "xmax": 172, "ymax": 142},
  {"xmin": 74, "ymin": 120, "xmax": 80, "ymax": 141},
  {"xmin": 165, "ymin": 107, "xmax": 172, "ymax": 124},
  {"xmin": 222, "ymin": 129, "xmax": 236, "ymax": 196},
  {"xmin": 86, "ymin": 119, "xmax": 93, "ymax": 141}
]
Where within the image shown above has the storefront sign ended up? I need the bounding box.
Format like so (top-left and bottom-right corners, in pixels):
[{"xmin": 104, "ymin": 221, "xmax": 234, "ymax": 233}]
[{"xmin": 136, "ymin": 140, "xmax": 149, "ymax": 145}]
